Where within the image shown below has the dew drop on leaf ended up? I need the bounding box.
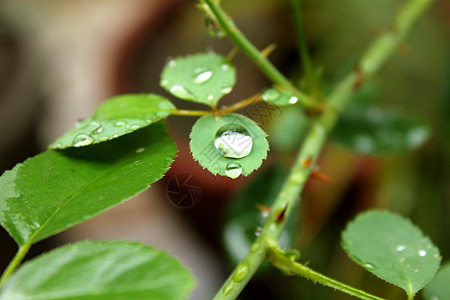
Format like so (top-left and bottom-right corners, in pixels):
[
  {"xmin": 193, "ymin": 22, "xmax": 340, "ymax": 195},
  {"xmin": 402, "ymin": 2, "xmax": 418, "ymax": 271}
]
[
  {"xmin": 192, "ymin": 67, "xmax": 213, "ymax": 84},
  {"xmin": 72, "ymin": 134, "xmax": 94, "ymax": 147},
  {"xmin": 225, "ymin": 163, "xmax": 242, "ymax": 179},
  {"xmin": 170, "ymin": 84, "xmax": 194, "ymax": 99},
  {"xmin": 262, "ymin": 88, "xmax": 281, "ymax": 102},
  {"xmin": 214, "ymin": 124, "xmax": 253, "ymax": 158}
]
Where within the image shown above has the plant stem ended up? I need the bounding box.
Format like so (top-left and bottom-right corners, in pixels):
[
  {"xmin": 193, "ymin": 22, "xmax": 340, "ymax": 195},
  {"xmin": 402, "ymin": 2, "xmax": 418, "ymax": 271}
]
[
  {"xmin": 212, "ymin": 0, "xmax": 435, "ymax": 298},
  {"xmin": 0, "ymin": 242, "xmax": 32, "ymax": 288},
  {"xmin": 290, "ymin": 0, "xmax": 322, "ymax": 99},
  {"xmin": 202, "ymin": 0, "xmax": 316, "ymax": 109},
  {"xmin": 168, "ymin": 109, "xmax": 211, "ymax": 116},
  {"xmin": 266, "ymin": 240, "xmax": 385, "ymax": 300},
  {"xmin": 217, "ymin": 94, "xmax": 261, "ymax": 115}
]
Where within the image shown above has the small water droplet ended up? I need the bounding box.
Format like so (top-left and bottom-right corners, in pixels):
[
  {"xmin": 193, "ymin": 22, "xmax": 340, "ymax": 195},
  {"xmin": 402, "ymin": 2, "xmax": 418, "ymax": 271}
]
[
  {"xmin": 250, "ymin": 242, "xmax": 261, "ymax": 253},
  {"xmin": 434, "ymin": 253, "xmax": 439, "ymax": 258},
  {"xmin": 396, "ymin": 245, "xmax": 406, "ymax": 251},
  {"xmin": 399, "ymin": 257, "xmax": 406, "ymax": 263},
  {"xmin": 221, "ymin": 85, "xmax": 232, "ymax": 94},
  {"xmin": 98, "ymin": 137, "xmax": 108, "ymax": 142},
  {"xmin": 430, "ymin": 295, "xmax": 439, "ymax": 300},
  {"xmin": 114, "ymin": 121, "xmax": 126, "ymax": 127},
  {"xmin": 73, "ymin": 134, "xmax": 94, "ymax": 147},
  {"xmin": 289, "ymin": 96, "xmax": 298, "ymax": 104},
  {"xmin": 170, "ymin": 84, "xmax": 194, "ymax": 99},
  {"xmin": 255, "ymin": 226, "xmax": 262, "ymax": 237},
  {"xmin": 207, "ymin": 94, "xmax": 214, "ymax": 101},
  {"xmin": 160, "ymin": 79, "xmax": 169, "ymax": 87},
  {"xmin": 414, "ymin": 269, "xmax": 419, "ymax": 272},
  {"xmin": 129, "ymin": 125, "xmax": 140, "ymax": 130},
  {"xmin": 225, "ymin": 163, "xmax": 242, "ymax": 179},
  {"xmin": 233, "ymin": 262, "xmax": 250, "ymax": 282},
  {"xmin": 136, "ymin": 147, "xmax": 145, "ymax": 153},
  {"xmin": 222, "ymin": 281, "xmax": 234, "ymax": 296},
  {"xmin": 214, "ymin": 124, "xmax": 253, "ymax": 158},
  {"xmin": 262, "ymin": 88, "xmax": 280, "ymax": 102},
  {"xmin": 221, "ymin": 64, "xmax": 230, "ymax": 71},
  {"xmin": 168, "ymin": 59, "xmax": 176, "ymax": 68},
  {"xmin": 418, "ymin": 250, "xmax": 427, "ymax": 256},
  {"xmin": 363, "ymin": 263, "xmax": 375, "ymax": 270},
  {"xmin": 192, "ymin": 67, "xmax": 213, "ymax": 84}
]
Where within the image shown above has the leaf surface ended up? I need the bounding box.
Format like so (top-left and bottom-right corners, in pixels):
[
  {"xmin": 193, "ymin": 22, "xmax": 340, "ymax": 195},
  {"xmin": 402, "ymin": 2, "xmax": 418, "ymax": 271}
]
[
  {"xmin": 50, "ymin": 94, "xmax": 174, "ymax": 149},
  {"xmin": 0, "ymin": 241, "xmax": 195, "ymax": 300},
  {"xmin": 331, "ymin": 107, "xmax": 431, "ymax": 154},
  {"xmin": 342, "ymin": 210, "xmax": 441, "ymax": 296},
  {"xmin": 0, "ymin": 123, "xmax": 176, "ymax": 246},
  {"xmin": 160, "ymin": 53, "xmax": 235, "ymax": 106},
  {"xmin": 190, "ymin": 114, "xmax": 268, "ymax": 178}
]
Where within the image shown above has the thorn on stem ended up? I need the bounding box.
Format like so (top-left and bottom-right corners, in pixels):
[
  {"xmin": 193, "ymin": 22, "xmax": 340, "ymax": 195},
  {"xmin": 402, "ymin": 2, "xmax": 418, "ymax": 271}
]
[
  {"xmin": 311, "ymin": 170, "xmax": 333, "ymax": 183},
  {"xmin": 302, "ymin": 157, "xmax": 313, "ymax": 167},
  {"xmin": 353, "ymin": 66, "xmax": 364, "ymax": 91},
  {"xmin": 261, "ymin": 43, "xmax": 277, "ymax": 58},
  {"xmin": 275, "ymin": 204, "xmax": 289, "ymax": 224}
]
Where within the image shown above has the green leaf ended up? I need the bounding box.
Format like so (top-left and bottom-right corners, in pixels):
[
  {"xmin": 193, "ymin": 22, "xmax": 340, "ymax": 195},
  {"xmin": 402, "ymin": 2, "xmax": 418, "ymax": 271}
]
[
  {"xmin": 331, "ymin": 106, "xmax": 431, "ymax": 154},
  {"xmin": 0, "ymin": 241, "xmax": 195, "ymax": 300},
  {"xmin": 49, "ymin": 94, "xmax": 174, "ymax": 149},
  {"xmin": 190, "ymin": 113, "xmax": 268, "ymax": 178},
  {"xmin": 261, "ymin": 87, "xmax": 300, "ymax": 106},
  {"xmin": 160, "ymin": 52, "xmax": 235, "ymax": 106},
  {"xmin": 341, "ymin": 210, "xmax": 441, "ymax": 297},
  {"xmin": 423, "ymin": 262, "xmax": 449, "ymax": 300},
  {"xmin": 0, "ymin": 122, "xmax": 176, "ymax": 246}
]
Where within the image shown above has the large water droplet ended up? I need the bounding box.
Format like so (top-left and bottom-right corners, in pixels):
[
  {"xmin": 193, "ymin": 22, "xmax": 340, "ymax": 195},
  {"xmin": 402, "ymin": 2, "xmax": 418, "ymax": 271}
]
[
  {"xmin": 233, "ymin": 262, "xmax": 250, "ymax": 282},
  {"xmin": 73, "ymin": 134, "xmax": 94, "ymax": 147},
  {"xmin": 170, "ymin": 84, "xmax": 194, "ymax": 99},
  {"xmin": 214, "ymin": 124, "xmax": 253, "ymax": 158},
  {"xmin": 262, "ymin": 88, "xmax": 280, "ymax": 102},
  {"xmin": 225, "ymin": 163, "xmax": 242, "ymax": 179},
  {"xmin": 192, "ymin": 68, "xmax": 213, "ymax": 84}
]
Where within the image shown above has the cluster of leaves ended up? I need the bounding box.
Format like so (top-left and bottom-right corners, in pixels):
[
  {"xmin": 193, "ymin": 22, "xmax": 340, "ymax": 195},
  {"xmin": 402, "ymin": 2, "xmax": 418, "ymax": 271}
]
[{"xmin": 0, "ymin": 51, "xmax": 443, "ymax": 300}]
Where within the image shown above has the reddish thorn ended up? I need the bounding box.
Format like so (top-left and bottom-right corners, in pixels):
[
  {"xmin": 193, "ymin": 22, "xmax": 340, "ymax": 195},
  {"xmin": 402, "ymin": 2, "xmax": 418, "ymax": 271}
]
[
  {"xmin": 353, "ymin": 66, "xmax": 364, "ymax": 91},
  {"xmin": 302, "ymin": 157, "xmax": 313, "ymax": 167},
  {"xmin": 311, "ymin": 170, "xmax": 333, "ymax": 183},
  {"xmin": 275, "ymin": 204, "xmax": 288, "ymax": 224}
]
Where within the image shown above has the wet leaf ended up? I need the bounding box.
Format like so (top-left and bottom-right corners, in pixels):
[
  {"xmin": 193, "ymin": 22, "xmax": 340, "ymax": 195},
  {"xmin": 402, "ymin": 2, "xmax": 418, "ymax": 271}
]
[
  {"xmin": 49, "ymin": 94, "xmax": 174, "ymax": 149},
  {"xmin": 342, "ymin": 210, "xmax": 441, "ymax": 297},
  {"xmin": 261, "ymin": 87, "xmax": 300, "ymax": 106},
  {"xmin": 160, "ymin": 53, "xmax": 235, "ymax": 106},
  {"xmin": 423, "ymin": 262, "xmax": 449, "ymax": 300},
  {"xmin": 190, "ymin": 114, "xmax": 268, "ymax": 178},
  {"xmin": 0, "ymin": 123, "xmax": 176, "ymax": 246},
  {"xmin": 331, "ymin": 106, "xmax": 431, "ymax": 155},
  {"xmin": 0, "ymin": 241, "xmax": 195, "ymax": 300}
]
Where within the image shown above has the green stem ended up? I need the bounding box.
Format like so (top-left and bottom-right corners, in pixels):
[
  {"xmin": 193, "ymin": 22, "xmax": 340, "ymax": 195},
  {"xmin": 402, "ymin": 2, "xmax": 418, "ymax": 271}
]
[
  {"xmin": 212, "ymin": 0, "xmax": 435, "ymax": 299},
  {"xmin": 202, "ymin": 0, "xmax": 316, "ymax": 109},
  {"xmin": 0, "ymin": 242, "xmax": 32, "ymax": 287},
  {"xmin": 266, "ymin": 240, "xmax": 385, "ymax": 300},
  {"xmin": 168, "ymin": 109, "xmax": 211, "ymax": 116},
  {"xmin": 290, "ymin": 0, "xmax": 320, "ymax": 96}
]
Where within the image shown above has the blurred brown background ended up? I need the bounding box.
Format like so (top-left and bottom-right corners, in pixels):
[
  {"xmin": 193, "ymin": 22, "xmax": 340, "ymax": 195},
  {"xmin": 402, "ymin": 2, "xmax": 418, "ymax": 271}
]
[{"xmin": 0, "ymin": 0, "xmax": 448, "ymax": 299}]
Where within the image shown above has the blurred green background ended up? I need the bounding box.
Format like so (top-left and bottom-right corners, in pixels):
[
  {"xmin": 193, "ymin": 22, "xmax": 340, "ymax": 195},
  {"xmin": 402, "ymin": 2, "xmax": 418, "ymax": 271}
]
[{"xmin": 0, "ymin": 0, "xmax": 448, "ymax": 299}]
